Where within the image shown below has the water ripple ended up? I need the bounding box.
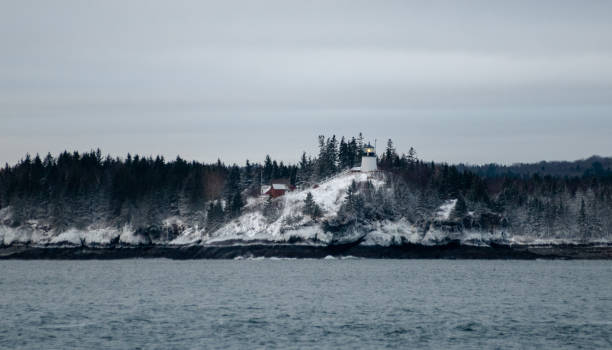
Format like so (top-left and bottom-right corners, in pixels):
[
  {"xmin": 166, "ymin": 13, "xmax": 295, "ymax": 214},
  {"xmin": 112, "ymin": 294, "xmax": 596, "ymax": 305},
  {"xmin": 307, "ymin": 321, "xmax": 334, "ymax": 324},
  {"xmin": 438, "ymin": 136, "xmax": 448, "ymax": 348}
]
[{"xmin": 0, "ymin": 259, "xmax": 611, "ymax": 349}]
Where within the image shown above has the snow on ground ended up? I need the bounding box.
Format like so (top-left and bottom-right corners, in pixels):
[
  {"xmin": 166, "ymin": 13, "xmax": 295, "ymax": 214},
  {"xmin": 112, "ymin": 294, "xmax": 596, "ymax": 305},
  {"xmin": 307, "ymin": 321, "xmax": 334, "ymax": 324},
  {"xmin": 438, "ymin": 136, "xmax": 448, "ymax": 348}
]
[
  {"xmin": 1, "ymin": 225, "xmax": 50, "ymax": 246},
  {"xmin": 204, "ymin": 171, "xmax": 384, "ymax": 244},
  {"xmin": 169, "ymin": 225, "xmax": 204, "ymax": 245},
  {"xmin": 436, "ymin": 199, "xmax": 457, "ymax": 221},
  {"xmin": 118, "ymin": 225, "xmax": 148, "ymax": 245},
  {"xmin": 301, "ymin": 171, "xmax": 385, "ymax": 215},
  {"xmin": 0, "ymin": 172, "xmax": 463, "ymax": 247},
  {"xmin": 0, "ymin": 215, "xmax": 56, "ymax": 246},
  {"xmin": 207, "ymin": 211, "xmax": 271, "ymax": 243},
  {"xmin": 507, "ymin": 235, "xmax": 594, "ymax": 246},
  {"xmin": 0, "ymin": 216, "xmax": 149, "ymax": 247},
  {"xmin": 50, "ymin": 227, "xmax": 119, "ymax": 246},
  {"xmin": 362, "ymin": 219, "xmax": 421, "ymax": 246},
  {"xmin": 3, "ymin": 173, "xmax": 611, "ymax": 248}
]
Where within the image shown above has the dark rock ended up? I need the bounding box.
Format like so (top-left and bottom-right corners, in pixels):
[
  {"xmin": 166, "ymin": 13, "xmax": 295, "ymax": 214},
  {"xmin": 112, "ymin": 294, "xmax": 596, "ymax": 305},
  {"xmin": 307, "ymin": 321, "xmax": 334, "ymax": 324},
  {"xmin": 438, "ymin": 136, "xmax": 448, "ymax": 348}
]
[{"xmin": 2, "ymin": 243, "xmax": 611, "ymax": 260}]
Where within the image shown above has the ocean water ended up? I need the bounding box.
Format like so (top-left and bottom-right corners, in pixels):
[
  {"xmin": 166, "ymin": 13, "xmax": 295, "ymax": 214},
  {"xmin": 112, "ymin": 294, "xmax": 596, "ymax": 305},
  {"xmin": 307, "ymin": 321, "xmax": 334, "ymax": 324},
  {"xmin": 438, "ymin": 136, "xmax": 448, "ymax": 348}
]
[{"xmin": 0, "ymin": 259, "xmax": 611, "ymax": 349}]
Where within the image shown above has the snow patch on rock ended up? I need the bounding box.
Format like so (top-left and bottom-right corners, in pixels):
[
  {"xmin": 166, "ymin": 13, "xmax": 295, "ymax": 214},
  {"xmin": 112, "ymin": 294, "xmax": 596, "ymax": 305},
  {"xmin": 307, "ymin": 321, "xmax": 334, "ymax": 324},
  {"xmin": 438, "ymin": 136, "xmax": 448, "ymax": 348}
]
[
  {"xmin": 50, "ymin": 227, "xmax": 119, "ymax": 246},
  {"xmin": 436, "ymin": 199, "xmax": 457, "ymax": 221},
  {"xmin": 362, "ymin": 219, "xmax": 421, "ymax": 246},
  {"xmin": 118, "ymin": 225, "xmax": 148, "ymax": 245}
]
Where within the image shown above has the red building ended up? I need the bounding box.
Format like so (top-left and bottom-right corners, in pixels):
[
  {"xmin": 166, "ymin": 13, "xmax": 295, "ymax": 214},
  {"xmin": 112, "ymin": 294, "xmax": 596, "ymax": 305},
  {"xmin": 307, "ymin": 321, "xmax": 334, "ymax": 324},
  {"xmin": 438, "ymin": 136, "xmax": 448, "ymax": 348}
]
[{"xmin": 263, "ymin": 183, "xmax": 295, "ymax": 198}]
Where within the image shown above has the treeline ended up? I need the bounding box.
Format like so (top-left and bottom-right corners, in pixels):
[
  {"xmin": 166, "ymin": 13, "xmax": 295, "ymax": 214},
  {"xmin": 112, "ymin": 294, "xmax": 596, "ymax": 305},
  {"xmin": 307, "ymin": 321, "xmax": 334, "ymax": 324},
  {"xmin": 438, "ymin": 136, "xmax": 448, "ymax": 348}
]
[
  {"xmin": 0, "ymin": 134, "xmax": 373, "ymax": 230},
  {"xmin": 1, "ymin": 135, "xmax": 612, "ymax": 241},
  {"xmin": 376, "ymin": 140, "xmax": 612, "ymax": 240},
  {"xmin": 458, "ymin": 156, "xmax": 612, "ymax": 179},
  {"xmin": 0, "ymin": 151, "xmax": 233, "ymax": 231}
]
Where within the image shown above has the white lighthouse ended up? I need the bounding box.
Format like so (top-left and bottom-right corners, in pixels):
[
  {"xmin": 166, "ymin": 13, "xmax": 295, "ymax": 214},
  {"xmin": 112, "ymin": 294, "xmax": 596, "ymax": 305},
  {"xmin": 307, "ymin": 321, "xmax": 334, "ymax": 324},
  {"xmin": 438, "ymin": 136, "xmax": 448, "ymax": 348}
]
[{"xmin": 360, "ymin": 143, "xmax": 377, "ymax": 172}]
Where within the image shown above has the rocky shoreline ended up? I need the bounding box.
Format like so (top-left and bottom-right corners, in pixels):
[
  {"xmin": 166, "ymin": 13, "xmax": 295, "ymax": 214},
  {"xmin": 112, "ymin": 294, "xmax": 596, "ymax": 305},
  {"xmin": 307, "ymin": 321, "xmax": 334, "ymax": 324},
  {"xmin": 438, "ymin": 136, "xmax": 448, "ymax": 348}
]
[{"xmin": 1, "ymin": 242, "xmax": 611, "ymax": 260}]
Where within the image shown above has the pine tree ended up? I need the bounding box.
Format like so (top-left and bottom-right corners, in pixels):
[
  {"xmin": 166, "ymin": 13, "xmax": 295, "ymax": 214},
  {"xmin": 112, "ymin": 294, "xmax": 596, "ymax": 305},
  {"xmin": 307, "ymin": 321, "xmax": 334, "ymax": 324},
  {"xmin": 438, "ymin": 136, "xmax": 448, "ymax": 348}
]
[
  {"xmin": 222, "ymin": 165, "xmax": 243, "ymax": 218},
  {"xmin": 262, "ymin": 196, "xmax": 281, "ymax": 222},
  {"xmin": 263, "ymin": 155, "xmax": 273, "ymax": 183},
  {"xmin": 303, "ymin": 192, "xmax": 322, "ymax": 220},
  {"xmin": 407, "ymin": 147, "xmax": 417, "ymax": 164},
  {"xmin": 348, "ymin": 137, "xmax": 359, "ymax": 167},
  {"xmin": 297, "ymin": 152, "xmax": 311, "ymax": 185},
  {"xmin": 326, "ymin": 135, "xmax": 338, "ymax": 174},
  {"xmin": 385, "ymin": 139, "xmax": 395, "ymax": 162},
  {"xmin": 317, "ymin": 135, "xmax": 327, "ymax": 178},
  {"xmin": 304, "ymin": 192, "xmax": 315, "ymax": 214},
  {"xmin": 206, "ymin": 201, "xmax": 225, "ymax": 232},
  {"xmin": 228, "ymin": 192, "xmax": 243, "ymax": 218},
  {"xmin": 416, "ymin": 189, "xmax": 435, "ymax": 220},
  {"xmin": 225, "ymin": 166, "xmax": 241, "ymax": 199},
  {"xmin": 527, "ymin": 198, "xmax": 545, "ymax": 237},
  {"xmin": 186, "ymin": 166, "xmax": 205, "ymax": 206},
  {"xmin": 452, "ymin": 194, "xmax": 467, "ymax": 220},
  {"xmin": 342, "ymin": 180, "xmax": 364, "ymax": 219},
  {"xmin": 577, "ymin": 198, "xmax": 588, "ymax": 239},
  {"xmin": 244, "ymin": 159, "xmax": 253, "ymax": 188},
  {"xmin": 299, "ymin": 152, "xmax": 308, "ymax": 170},
  {"xmin": 272, "ymin": 160, "xmax": 279, "ymax": 179},
  {"xmin": 338, "ymin": 137, "xmax": 349, "ymax": 170}
]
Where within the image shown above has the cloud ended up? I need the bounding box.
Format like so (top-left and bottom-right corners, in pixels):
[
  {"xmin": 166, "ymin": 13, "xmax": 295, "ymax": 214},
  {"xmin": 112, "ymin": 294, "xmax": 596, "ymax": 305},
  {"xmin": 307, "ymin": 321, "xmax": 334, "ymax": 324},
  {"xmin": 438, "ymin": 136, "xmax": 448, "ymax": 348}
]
[{"xmin": 1, "ymin": 0, "xmax": 611, "ymax": 165}]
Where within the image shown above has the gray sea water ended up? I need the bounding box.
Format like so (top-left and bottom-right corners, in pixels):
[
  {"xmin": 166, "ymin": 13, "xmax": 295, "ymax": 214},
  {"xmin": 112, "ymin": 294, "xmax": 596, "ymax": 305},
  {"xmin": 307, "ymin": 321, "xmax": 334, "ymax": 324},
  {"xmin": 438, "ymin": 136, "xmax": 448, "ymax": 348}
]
[{"xmin": 0, "ymin": 259, "xmax": 611, "ymax": 349}]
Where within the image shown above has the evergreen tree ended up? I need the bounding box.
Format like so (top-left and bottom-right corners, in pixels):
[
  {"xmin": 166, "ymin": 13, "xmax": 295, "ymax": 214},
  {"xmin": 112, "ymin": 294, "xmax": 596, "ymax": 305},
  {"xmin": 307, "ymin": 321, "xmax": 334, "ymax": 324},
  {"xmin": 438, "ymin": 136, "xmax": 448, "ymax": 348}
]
[
  {"xmin": 299, "ymin": 152, "xmax": 308, "ymax": 170},
  {"xmin": 342, "ymin": 180, "xmax": 365, "ymax": 220},
  {"xmin": 262, "ymin": 196, "xmax": 282, "ymax": 222},
  {"xmin": 225, "ymin": 166, "xmax": 241, "ymax": 199},
  {"xmin": 577, "ymin": 198, "xmax": 588, "ymax": 239},
  {"xmin": 262, "ymin": 155, "xmax": 273, "ymax": 183},
  {"xmin": 303, "ymin": 192, "xmax": 322, "ymax": 220},
  {"xmin": 297, "ymin": 152, "xmax": 311, "ymax": 185},
  {"xmin": 407, "ymin": 147, "xmax": 417, "ymax": 164},
  {"xmin": 317, "ymin": 135, "xmax": 339, "ymax": 178},
  {"xmin": 348, "ymin": 137, "xmax": 359, "ymax": 167},
  {"xmin": 338, "ymin": 137, "xmax": 350, "ymax": 170},
  {"xmin": 228, "ymin": 192, "xmax": 243, "ymax": 218},
  {"xmin": 272, "ymin": 160, "xmax": 279, "ymax": 179},
  {"xmin": 385, "ymin": 139, "xmax": 396, "ymax": 161},
  {"xmin": 206, "ymin": 201, "xmax": 225, "ymax": 232},
  {"xmin": 223, "ymin": 165, "xmax": 243, "ymax": 218},
  {"xmin": 289, "ymin": 166, "xmax": 297, "ymax": 186},
  {"xmin": 244, "ymin": 159, "xmax": 253, "ymax": 188},
  {"xmin": 326, "ymin": 135, "xmax": 338, "ymax": 174},
  {"xmin": 317, "ymin": 135, "xmax": 327, "ymax": 178},
  {"xmin": 452, "ymin": 194, "xmax": 468, "ymax": 219},
  {"xmin": 186, "ymin": 166, "xmax": 205, "ymax": 206}
]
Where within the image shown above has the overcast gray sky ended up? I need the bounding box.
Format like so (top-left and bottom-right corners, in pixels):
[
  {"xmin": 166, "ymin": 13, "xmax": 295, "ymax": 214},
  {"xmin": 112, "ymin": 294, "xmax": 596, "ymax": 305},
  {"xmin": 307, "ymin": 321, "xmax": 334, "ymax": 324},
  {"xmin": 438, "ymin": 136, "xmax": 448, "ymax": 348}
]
[{"xmin": 1, "ymin": 0, "xmax": 611, "ymax": 166}]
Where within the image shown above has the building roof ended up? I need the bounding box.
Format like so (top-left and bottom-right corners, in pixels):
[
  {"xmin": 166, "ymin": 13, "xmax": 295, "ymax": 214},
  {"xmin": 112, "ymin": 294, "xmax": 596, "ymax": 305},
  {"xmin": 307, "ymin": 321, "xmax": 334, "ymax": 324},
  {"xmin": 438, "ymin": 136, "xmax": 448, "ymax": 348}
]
[{"xmin": 271, "ymin": 184, "xmax": 289, "ymax": 190}]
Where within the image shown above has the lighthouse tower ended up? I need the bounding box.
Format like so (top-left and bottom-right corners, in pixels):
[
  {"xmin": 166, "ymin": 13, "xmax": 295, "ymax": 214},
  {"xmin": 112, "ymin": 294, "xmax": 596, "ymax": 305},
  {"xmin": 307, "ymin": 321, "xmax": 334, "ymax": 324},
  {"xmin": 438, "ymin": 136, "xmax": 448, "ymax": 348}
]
[{"xmin": 361, "ymin": 143, "xmax": 377, "ymax": 172}]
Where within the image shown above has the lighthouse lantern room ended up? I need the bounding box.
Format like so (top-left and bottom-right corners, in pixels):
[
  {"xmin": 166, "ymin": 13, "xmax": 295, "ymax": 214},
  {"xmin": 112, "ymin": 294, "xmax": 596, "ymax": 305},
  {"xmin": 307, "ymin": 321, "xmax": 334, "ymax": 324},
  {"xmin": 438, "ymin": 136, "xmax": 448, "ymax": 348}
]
[{"xmin": 361, "ymin": 143, "xmax": 377, "ymax": 172}]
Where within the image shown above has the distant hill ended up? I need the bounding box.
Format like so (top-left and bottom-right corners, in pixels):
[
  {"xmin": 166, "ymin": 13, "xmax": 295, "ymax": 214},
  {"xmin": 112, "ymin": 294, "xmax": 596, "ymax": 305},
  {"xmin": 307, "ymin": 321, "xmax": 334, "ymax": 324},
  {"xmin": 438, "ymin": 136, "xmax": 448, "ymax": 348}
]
[{"xmin": 457, "ymin": 156, "xmax": 612, "ymax": 178}]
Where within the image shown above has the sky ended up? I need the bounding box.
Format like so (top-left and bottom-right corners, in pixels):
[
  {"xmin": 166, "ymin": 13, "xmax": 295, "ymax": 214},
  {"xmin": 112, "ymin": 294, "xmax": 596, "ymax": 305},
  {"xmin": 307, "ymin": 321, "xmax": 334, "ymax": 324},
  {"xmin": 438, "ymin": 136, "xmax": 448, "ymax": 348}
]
[{"xmin": 1, "ymin": 0, "xmax": 612, "ymax": 166}]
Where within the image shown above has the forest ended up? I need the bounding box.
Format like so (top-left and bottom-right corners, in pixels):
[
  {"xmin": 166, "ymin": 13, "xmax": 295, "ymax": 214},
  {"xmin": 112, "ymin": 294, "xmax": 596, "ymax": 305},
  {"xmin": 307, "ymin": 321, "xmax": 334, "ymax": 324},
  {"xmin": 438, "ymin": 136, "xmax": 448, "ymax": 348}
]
[{"xmin": 1, "ymin": 134, "xmax": 612, "ymax": 242}]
